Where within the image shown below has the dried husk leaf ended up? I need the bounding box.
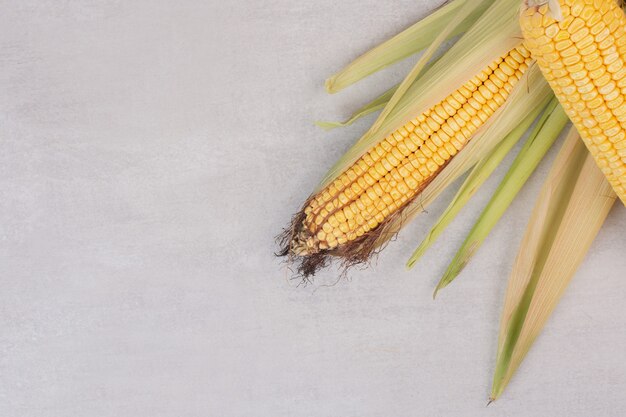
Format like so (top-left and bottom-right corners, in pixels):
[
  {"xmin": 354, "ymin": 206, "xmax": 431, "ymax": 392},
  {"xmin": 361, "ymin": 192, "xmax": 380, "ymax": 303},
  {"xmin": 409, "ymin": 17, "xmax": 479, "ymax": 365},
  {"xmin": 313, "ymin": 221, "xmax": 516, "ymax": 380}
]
[{"xmin": 490, "ymin": 128, "xmax": 617, "ymax": 400}]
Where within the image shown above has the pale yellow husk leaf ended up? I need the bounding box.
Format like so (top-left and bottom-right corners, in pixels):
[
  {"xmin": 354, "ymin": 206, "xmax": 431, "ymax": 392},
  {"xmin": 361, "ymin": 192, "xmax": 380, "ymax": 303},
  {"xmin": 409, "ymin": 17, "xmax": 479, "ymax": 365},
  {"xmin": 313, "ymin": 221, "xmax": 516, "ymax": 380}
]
[{"xmin": 491, "ymin": 128, "xmax": 617, "ymax": 400}]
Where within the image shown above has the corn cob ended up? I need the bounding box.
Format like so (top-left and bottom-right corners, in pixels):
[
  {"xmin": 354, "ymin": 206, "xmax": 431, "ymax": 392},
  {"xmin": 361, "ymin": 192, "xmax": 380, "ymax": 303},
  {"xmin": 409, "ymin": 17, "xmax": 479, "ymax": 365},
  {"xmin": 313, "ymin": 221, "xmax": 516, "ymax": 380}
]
[
  {"xmin": 520, "ymin": 0, "xmax": 626, "ymax": 204},
  {"xmin": 288, "ymin": 44, "xmax": 533, "ymax": 261}
]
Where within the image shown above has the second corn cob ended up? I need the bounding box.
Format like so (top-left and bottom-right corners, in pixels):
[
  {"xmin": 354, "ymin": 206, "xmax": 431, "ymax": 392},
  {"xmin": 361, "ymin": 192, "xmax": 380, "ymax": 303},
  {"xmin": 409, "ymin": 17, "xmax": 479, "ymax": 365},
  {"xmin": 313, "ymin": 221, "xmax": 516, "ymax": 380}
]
[{"xmin": 520, "ymin": 0, "xmax": 626, "ymax": 204}]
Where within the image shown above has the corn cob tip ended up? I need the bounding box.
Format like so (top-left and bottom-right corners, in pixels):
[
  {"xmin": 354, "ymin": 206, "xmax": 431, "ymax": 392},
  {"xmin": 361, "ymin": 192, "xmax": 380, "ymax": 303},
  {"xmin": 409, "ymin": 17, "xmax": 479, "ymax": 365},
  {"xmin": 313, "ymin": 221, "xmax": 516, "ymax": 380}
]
[
  {"xmin": 290, "ymin": 228, "xmax": 320, "ymax": 256},
  {"xmin": 276, "ymin": 207, "xmax": 331, "ymax": 278},
  {"xmin": 277, "ymin": 200, "xmax": 387, "ymax": 278}
]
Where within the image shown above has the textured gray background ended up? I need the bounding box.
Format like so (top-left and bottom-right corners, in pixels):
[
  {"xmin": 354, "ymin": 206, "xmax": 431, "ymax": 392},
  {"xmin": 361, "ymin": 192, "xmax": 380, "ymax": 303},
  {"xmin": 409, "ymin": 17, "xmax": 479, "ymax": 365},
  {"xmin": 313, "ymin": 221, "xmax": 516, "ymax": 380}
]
[{"xmin": 1, "ymin": 0, "xmax": 625, "ymax": 416}]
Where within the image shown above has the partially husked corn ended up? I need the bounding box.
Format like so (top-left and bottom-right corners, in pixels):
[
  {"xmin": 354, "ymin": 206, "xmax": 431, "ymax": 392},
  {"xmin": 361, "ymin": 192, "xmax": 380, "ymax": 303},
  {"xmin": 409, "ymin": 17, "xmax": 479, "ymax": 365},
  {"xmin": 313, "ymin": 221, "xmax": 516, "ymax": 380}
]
[
  {"xmin": 291, "ymin": 45, "xmax": 534, "ymax": 255},
  {"xmin": 520, "ymin": 0, "xmax": 626, "ymax": 204}
]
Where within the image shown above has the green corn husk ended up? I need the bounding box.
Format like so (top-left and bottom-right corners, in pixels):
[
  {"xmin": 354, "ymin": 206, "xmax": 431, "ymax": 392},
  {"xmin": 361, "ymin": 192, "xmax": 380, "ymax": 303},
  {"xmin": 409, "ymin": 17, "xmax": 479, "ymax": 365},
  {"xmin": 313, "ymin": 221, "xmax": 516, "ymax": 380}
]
[
  {"xmin": 324, "ymin": 0, "xmax": 495, "ymax": 93},
  {"xmin": 405, "ymin": 96, "xmax": 553, "ymax": 270},
  {"xmin": 491, "ymin": 128, "xmax": 617, "ymax": 400},
  {"xmin": 433, "ymin": 98, "xmax": 568, "ymax": 295}
]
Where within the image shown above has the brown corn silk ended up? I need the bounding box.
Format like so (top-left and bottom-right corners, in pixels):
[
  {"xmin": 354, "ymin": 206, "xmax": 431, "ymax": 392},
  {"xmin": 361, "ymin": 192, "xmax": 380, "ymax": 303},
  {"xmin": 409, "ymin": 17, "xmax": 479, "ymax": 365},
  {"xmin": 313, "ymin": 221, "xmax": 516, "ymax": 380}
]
[
  {"xmin": 520, "ymin": 0, "xmax": 626, "ymax": 204},
  {"xmin": 280, "ymin": 44, "xmax": 534, "ymax": 276}
]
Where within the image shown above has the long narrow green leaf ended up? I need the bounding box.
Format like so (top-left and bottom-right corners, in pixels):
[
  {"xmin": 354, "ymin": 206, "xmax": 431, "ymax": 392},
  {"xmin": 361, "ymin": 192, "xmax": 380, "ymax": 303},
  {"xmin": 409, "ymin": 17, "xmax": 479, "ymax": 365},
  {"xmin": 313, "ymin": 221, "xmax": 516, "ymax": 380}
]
[
  {"xmin": 406, "ymin": 97, "xmax": 551, "ymax": 269},
  {"xmin": 491, "ymin": 129, "xmax": 617, "ymax": 400},
  {"xmin": 316, "ymin": 0, "xmax": 525, "ymax": 193},
  {"xmin": 315, "ymin": 85, "xmax": 397, "ymax": 130},
  {"xmin": 317, "ymin": 57, "xmax": 440, "ymax": 131},
  {"xmin": 325, "ymin": 0, "xmax": 495, "ymax": 93},
  {"xmin": 434, "ymin": 99, "xmax": 568, "ymax": 295}
]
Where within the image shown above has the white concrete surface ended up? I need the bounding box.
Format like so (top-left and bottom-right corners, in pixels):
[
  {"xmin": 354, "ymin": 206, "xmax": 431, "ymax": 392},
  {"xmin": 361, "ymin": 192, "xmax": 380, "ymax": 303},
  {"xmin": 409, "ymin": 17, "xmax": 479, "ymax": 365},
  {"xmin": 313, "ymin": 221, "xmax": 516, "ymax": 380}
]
[{"xmin": 1, "ymin": 1, "xmax": 625, "ymax": 416}]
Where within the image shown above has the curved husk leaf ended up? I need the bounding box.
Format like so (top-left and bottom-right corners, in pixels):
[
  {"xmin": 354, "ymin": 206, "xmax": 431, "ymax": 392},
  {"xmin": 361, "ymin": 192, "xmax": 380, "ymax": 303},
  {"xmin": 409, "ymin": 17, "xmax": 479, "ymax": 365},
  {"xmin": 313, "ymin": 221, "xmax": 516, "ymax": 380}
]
[
  {"xmin": 315, "ymin": 85, "xmax": 397, "ymax": 130},
  {"xmin": 324, "ymin": 0, "xmax": 495, "ymax": 93}
]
